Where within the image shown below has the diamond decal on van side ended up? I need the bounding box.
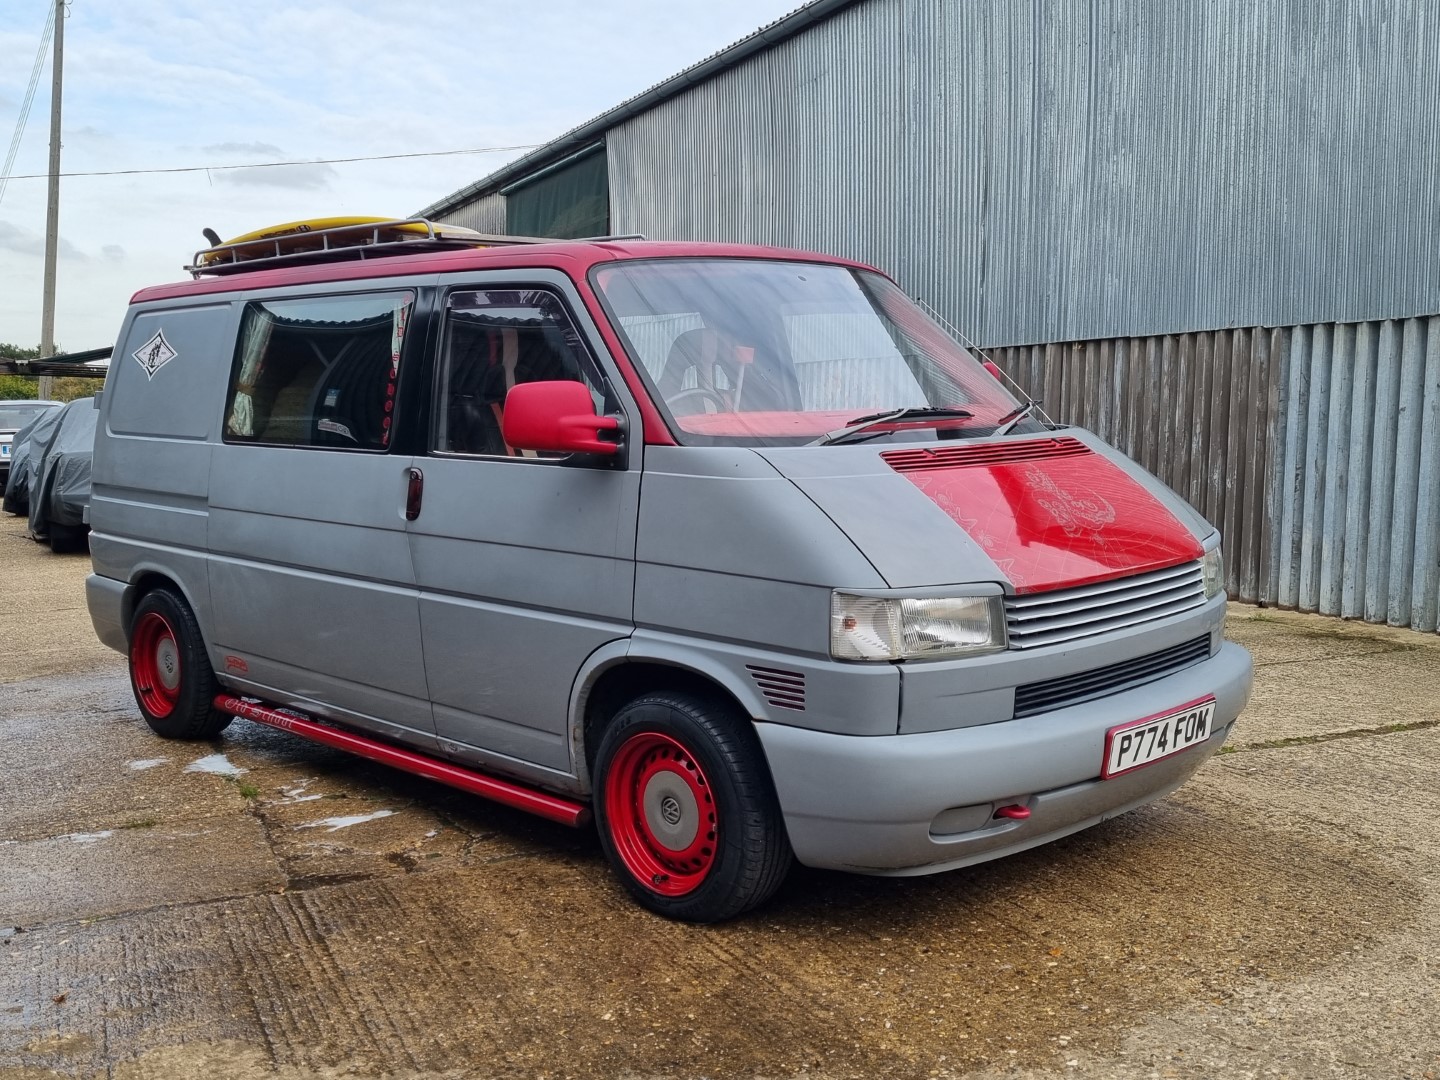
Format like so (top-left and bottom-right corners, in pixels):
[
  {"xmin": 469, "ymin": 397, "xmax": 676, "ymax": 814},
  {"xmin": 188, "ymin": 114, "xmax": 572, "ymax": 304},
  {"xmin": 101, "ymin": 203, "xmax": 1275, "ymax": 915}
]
[{"xmin": 132, "ymin": 329, "xmax": 177, "ymax": 379}]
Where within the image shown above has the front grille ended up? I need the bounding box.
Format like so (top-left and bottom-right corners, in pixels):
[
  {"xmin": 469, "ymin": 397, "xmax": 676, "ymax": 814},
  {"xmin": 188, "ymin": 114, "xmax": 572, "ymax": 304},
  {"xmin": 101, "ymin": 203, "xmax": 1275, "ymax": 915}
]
[
  {"xmin": 1013, "ymin": 635, "xmax": 1212, "ymax": 718},
  {"xmin": 881, "ymin": 436, "xmax": 1091, "ymax": 473},
  {"xmin": 746, "ymin": 665, "xmax": 806, "ymax": 711},
  {"xmin": 1004, "ymin": 560, "xmax": 1207, "ymax": 650}
]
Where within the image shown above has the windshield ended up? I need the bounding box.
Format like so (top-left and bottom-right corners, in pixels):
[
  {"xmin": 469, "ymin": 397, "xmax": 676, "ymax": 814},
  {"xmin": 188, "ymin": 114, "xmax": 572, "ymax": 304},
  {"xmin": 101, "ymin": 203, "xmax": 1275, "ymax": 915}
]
[
  {"xmin": 0, "ymin": 403, "xmax": 59, "ymax": 431},
  {"xmin": 592, "ymin": 258, "xmax": 1032, "ymax": 446}
]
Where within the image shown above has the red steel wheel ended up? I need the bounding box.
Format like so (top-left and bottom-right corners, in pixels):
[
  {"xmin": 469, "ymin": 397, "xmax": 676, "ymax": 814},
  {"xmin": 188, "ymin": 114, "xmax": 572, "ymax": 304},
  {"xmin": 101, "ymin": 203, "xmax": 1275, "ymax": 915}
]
[
  {"xmin": 604, "ymin": 731, "xmax": 718, "ymax": 896},
  {"xmin": 594, "ymin": 692, "xmax": 793, "ymax": 922},
  {"xmin": 130, "ymin": 610, "xmax": 182, "ymax": 719},
  {"xmin": 127, "ymin": 587, "xmax": 231, "ymax": 740}
]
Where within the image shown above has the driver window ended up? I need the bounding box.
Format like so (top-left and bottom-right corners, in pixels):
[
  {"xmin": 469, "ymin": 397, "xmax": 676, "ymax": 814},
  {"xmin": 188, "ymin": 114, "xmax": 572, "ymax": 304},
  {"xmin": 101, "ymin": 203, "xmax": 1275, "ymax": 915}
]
[{"xmin": 434, "ymin": 289, "xmax": 606, "ymax": 457}]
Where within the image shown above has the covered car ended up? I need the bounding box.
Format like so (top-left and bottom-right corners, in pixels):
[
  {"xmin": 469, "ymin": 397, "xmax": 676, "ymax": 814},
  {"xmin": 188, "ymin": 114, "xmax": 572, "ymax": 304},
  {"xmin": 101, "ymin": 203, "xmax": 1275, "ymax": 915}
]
[
  {"xmin": 27, "ymin": 396, "xmax": 98, "ymax": 551},
  {"xmin": 1, "ymin": 404, "xmax": 65, "ymax": 516},
  {"xmin": 0, "ymin": 400, "xmax": 62, "ymax": 488}
]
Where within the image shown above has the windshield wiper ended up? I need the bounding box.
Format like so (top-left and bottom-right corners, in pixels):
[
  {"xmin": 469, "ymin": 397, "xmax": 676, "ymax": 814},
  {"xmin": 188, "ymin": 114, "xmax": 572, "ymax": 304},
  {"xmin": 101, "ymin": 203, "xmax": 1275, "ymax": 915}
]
[
  {"xmin": 811, "ymin": 406, "xmax": 974, "ymax": 446},
  {"xmin": 993, "ymin": 398, "xmax": 1042, "ymax": 438}
]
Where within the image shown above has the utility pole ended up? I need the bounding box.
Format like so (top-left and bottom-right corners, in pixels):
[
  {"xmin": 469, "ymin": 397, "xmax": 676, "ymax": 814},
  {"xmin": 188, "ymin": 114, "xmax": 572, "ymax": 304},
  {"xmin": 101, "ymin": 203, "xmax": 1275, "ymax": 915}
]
[{"xmin": 38, "ymin": 0, "xmax": 64, "ymax": 400}]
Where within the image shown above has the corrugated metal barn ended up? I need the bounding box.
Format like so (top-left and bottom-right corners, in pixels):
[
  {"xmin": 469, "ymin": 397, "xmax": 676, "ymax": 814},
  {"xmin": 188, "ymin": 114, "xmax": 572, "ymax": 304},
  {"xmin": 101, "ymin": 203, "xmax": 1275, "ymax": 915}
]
[{"xmin": 422, "ymin": 0, "xmax": 1440, "ymax": 632}]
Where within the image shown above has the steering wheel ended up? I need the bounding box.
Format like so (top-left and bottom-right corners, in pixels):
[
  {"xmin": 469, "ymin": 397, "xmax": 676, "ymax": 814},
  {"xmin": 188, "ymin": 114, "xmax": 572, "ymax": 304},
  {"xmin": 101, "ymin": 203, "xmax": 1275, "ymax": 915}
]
[{"xmin": 666, "ymin": 387, "xmax": 731, "ymax": 414}]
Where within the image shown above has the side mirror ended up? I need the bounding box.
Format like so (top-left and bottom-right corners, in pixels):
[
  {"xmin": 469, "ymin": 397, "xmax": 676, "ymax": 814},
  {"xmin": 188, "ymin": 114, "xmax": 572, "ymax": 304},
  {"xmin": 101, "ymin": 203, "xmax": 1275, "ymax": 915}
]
[
  {"xmin": 502, "ymin": 380, "xmax": 621, "ymax": 456},
  {"xmin": 982, "ymin": 360, "xmax": 1005, "ymax": 382}
]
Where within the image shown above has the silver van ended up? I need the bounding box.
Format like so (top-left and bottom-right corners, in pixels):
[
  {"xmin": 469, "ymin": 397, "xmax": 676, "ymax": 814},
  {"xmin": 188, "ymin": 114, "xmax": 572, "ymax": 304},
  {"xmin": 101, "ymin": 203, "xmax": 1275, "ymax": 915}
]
[{"xmin": 87, "ymin": 226, "xmax": 1253, "ymax": 922}]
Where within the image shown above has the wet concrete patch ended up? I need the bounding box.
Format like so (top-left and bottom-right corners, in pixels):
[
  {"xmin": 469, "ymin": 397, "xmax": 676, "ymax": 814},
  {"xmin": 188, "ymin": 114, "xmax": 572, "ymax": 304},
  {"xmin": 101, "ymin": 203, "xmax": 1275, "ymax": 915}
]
[
  {"xmin": 0, "ymin": 753, "xmax": 1420, "ymax": 1079},
  {"xmin": 193, "ymin": 720, "xmax": 569, "ymax": 893},
  {"xmin": 0, "ymin": 673, "xmax": 259, "ymax": 843},
  {"xmin": 0, "ymin": 816, "xmax": 284, "ymax": 926}
]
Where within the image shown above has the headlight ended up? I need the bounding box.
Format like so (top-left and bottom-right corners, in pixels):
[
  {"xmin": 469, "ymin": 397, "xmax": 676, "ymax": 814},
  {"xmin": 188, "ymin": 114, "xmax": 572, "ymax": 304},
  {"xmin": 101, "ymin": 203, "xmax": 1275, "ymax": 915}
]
[
  {"xmin": 1202, "ymin": 546, "xmax": 1225, "ymax": 599},
  {"xmin": 831, "ymin": 592, "xmax": 1005, "ymax": 661}
]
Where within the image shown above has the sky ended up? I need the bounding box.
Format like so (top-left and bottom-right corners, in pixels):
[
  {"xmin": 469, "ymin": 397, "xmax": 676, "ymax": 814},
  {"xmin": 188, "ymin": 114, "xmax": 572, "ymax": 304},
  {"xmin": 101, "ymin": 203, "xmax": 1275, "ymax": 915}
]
[{"xmin": 0, "ymin": 0, "xmax": 806, "ymax": 351}]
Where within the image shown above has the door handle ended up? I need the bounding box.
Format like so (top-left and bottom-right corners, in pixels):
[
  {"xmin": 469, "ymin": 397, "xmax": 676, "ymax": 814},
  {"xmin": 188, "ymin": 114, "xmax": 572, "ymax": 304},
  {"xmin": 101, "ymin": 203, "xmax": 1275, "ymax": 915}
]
[{"xmin": 405, "ymin": 467, "xmax": 424, "ymax": 521}]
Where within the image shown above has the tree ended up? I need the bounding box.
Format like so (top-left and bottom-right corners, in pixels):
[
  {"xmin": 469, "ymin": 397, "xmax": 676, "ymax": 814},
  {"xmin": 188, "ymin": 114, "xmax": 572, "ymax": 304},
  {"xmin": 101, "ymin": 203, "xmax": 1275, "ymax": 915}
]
[{"xmin": 0, "ymin": 343, "xmax": 47, "ymax": 362}]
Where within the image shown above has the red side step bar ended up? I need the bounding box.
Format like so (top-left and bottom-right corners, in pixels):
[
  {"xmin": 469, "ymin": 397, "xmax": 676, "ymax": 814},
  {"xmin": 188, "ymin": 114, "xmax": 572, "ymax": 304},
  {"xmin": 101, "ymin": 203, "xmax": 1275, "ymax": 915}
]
[{"xmin": 214, "ymin": 694, "xmax": 590, "ymax": 828}]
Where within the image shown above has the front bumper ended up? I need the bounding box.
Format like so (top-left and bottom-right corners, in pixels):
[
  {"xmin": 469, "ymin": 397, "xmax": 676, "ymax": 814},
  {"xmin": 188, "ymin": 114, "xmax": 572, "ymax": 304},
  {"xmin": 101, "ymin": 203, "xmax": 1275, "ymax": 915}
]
[{"xmin": 755, "ymin": 640, "xmax": 1252, "ymax": 875}]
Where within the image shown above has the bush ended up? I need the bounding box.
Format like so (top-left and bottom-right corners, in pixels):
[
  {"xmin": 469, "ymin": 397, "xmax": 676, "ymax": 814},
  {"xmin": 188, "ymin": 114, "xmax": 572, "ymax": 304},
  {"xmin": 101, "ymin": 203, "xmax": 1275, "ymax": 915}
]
[
  {"xmin": 0, "ymin": 340, "xmax": 104, "ymax": 402},
  {"xmin": 0, "ymin": 374, "xmax": 40, "ymax": 400},
  {"xmin": 0, "ymin": 374, "xmax": 100, "ymax": 402}
]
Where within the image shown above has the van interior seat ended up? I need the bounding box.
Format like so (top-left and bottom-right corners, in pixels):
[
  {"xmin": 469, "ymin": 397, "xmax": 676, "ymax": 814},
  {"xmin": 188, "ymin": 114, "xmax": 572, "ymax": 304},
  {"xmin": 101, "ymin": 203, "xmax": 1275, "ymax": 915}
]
[
  {"xmin": 659, "ymin": 328, "xmax": 737, "ymax": 411},
  {"xmin": 659, "ymin": 327, "xmax": 800, "ymax": 414},
  {"xmin": 444, "ymin": 324, "xmax": 580, "ymax": 455}
]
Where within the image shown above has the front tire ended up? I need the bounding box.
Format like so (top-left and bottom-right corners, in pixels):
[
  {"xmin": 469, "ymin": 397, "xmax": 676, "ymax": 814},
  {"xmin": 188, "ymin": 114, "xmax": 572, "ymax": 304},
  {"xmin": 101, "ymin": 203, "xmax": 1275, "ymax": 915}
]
[
  {"xmin": 128, "ymin": 588, "xmax": 232, "ymax": 740},
  {"xmin": 594, "ymin": 692, "xmax": 792, "ymax": 922}
]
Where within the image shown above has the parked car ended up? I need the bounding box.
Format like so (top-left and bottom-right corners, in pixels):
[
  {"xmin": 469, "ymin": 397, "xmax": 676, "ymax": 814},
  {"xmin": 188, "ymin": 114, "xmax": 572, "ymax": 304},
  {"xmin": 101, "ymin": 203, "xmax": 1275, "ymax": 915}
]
[
  {"xmin": 0, "ymin": 400, "xmax": 62, "ymax": 491},
  {"xmin": 27, "ymin": 395, "xmax": 97, "ymax": 551},
  {"xmin": 2, "ymin": 404, "xmax": 65, "ymax": 517},
  {"xmin": 86, "ymin": 221, "xmax": 1253, "ymax": 922}
]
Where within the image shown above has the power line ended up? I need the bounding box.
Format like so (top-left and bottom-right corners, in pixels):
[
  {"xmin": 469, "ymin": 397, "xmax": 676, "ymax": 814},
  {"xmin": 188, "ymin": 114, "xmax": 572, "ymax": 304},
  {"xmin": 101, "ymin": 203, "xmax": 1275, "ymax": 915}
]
[
  {"xmin": 0, "ymin": 142, "xmax": 543, "ymax": 182},
  {"xmin": 0, "ymin": 3, "xmax": 57, "ymax": 206}
]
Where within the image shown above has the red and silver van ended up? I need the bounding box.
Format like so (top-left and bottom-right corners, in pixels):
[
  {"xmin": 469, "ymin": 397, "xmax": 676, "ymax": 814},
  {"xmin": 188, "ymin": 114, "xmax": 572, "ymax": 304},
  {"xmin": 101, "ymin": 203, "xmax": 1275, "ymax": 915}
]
[{"xmin": 86, "ymin": 222, "xmax": 1252, "ymax": 921}]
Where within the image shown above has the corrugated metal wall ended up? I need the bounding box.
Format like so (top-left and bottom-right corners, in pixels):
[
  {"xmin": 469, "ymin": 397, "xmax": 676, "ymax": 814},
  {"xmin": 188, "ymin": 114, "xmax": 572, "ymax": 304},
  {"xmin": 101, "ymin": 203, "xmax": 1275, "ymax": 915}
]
[
  {"xmin": 990, "ymin": 316, "xmax": 1440, "ymax": 633},
  {"xmin": 607, "ymin": 0, "xmax": 1440, "ymax": 349},
  {"xmin": 437, "ymin": 193, "xmax": 506, "ymax": 234}
]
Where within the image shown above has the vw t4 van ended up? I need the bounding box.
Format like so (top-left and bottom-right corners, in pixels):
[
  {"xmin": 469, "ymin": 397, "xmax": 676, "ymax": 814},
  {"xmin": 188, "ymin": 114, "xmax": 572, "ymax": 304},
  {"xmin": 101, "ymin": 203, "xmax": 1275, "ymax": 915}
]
[{"xmin": 87, "ymin": 220, "xmax": 1253, "ymax": 921}]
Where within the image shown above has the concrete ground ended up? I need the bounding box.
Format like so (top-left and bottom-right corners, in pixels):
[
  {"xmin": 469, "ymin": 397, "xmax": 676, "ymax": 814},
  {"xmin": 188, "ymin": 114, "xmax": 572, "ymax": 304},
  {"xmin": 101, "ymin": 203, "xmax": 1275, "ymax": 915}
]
[{"xmin": 0, "ymin": 513, "xmax": 1437, "ymax": 1080}]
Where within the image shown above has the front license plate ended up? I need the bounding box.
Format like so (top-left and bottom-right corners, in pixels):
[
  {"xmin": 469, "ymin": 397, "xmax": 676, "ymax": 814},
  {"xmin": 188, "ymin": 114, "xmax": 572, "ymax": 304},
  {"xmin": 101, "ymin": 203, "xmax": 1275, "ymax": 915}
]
[
  {"xmin": 1102, "ymin": 697, "xmax": 1216, "ymax": 779},
  {"xmin": 0, "ymin": 445, "xmax": 8, "ymax": 458}
]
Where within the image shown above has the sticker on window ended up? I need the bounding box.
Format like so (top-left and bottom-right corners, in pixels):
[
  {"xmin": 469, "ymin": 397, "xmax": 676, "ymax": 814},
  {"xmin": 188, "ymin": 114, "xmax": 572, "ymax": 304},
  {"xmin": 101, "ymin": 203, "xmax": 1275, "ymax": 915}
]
[{"xmin": 133, "ymin": 329, "xmax": 178, "ymax": 380}]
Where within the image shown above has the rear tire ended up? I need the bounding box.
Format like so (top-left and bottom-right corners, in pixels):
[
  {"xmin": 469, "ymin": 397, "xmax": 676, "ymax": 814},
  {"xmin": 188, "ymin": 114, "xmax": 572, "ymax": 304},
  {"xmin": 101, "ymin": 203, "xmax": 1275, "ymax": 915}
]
[
  {"xmin": 128, "ymin": 588, "xmax": 232, "ymax": 740},
  {"xmin": 594, "ymin": 691, "xmax": 792, "ymax": 922},
  {"xmin": 47, "ymin": 522, "xmax": 88, "ymax": 554}
]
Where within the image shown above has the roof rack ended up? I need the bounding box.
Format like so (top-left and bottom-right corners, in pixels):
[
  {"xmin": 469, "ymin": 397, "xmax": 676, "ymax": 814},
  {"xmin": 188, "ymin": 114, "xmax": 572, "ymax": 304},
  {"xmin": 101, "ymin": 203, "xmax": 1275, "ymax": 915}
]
[{"xmin": 185, "ymin": 217, "xmax": 552, "ymax": 278}]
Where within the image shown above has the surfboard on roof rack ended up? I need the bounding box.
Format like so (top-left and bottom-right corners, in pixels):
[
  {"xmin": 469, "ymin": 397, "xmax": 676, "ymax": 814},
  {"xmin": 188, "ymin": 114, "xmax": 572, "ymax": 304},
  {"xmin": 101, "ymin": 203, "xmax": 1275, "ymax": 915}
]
[{"xmin": 186, "ymin": 216, "xmax": 549, "ymax": 278}]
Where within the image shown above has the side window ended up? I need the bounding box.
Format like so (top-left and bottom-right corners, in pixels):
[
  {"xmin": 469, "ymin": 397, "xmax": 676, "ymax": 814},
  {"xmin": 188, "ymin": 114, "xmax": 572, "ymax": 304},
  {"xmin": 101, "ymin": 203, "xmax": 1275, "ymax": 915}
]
[
  {"xmin": 434, "ymin": 288, "xmax": 607, "ymax": 457},
  {"xmin": 224, "ymin": 291, "xmax": 413, "ymax": 450}
]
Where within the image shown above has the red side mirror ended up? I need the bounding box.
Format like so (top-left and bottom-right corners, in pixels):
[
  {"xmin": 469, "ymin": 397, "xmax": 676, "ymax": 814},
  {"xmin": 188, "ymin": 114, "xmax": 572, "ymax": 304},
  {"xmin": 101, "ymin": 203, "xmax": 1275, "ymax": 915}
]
[
  {"xmin": 502, "ymin": 381, "xmax": 621, "ymax": 456},
  {"xmin": 982, "ymin": 360, "xmax": 1005, "ymax": 382}
]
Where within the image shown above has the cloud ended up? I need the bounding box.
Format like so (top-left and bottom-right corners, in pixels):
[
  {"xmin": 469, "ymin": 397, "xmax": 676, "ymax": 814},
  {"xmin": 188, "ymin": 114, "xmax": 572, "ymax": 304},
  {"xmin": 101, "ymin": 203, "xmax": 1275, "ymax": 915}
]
[
  {"xmin": 203, "ymin": 141, "xmax": 285, "ymax": 157},
  {"xmin": 102, "ymin": 244, "xmax": 125, "ymax": 261},
  {"xmin": 0, "ymin": 220, "xmax": 88, "ymax": 261},
  {"xmin": 0, "ymin": 0, "xmax": 808, "ymax": 349},
  {"xmin": 217, "ymin": 162, "xmax": 338, "ymax": 190}
]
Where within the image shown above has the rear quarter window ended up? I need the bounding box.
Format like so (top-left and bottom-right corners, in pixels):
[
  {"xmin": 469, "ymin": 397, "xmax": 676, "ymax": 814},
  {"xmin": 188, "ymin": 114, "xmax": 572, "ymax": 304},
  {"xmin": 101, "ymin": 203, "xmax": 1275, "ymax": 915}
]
[
  {"xmin": 108, "ymin": 303, "xmax": 236, "ymax": 440},
  {"xmin": 223, "ymin": 292, "xmax": 413, "ymax": 450}
]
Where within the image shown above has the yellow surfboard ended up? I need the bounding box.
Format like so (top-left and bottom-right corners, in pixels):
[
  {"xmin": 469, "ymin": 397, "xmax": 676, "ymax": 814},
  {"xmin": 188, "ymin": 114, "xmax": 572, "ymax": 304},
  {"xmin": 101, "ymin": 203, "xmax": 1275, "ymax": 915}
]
[{"xmin": 200, "ymin": 216, "xmax": 486, "ymax": 265}]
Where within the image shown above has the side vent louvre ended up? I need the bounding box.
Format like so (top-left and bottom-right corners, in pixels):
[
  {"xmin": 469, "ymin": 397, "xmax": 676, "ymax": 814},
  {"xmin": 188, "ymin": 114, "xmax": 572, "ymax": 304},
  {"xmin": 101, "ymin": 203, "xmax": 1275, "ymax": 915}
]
[
  {"xmin": 882, "ymin": 436, "xmax": 1092, "ymax": 473},
  {"xmin": 746, "ymin": 665, "xmax": 806, "ymax": 712}
]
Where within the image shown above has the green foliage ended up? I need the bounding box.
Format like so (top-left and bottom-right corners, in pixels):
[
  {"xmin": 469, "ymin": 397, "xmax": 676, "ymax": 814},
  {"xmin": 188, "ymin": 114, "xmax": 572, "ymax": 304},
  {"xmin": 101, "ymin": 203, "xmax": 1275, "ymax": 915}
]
[
  {"xmin": 0, "ymin": 374, "xmax": 96, "ymax": 402},
  {"xmin": 0, "ymin": 374, "xmax": 40, "ymax": 400},
  {"xmin": 0, "ymin": 344, "xmax": 101, "ymax": 402},
  {"xmin": 49, "ymin": 377, "xmax": 97, "ymax": 403}
]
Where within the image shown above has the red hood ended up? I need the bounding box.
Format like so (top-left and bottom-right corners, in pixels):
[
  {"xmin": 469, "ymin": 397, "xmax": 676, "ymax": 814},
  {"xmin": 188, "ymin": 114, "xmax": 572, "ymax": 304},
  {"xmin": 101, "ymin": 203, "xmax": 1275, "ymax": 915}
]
[{"xmin": 881, "ymin": 437, "xmax": 1204, "ymax": 593}]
